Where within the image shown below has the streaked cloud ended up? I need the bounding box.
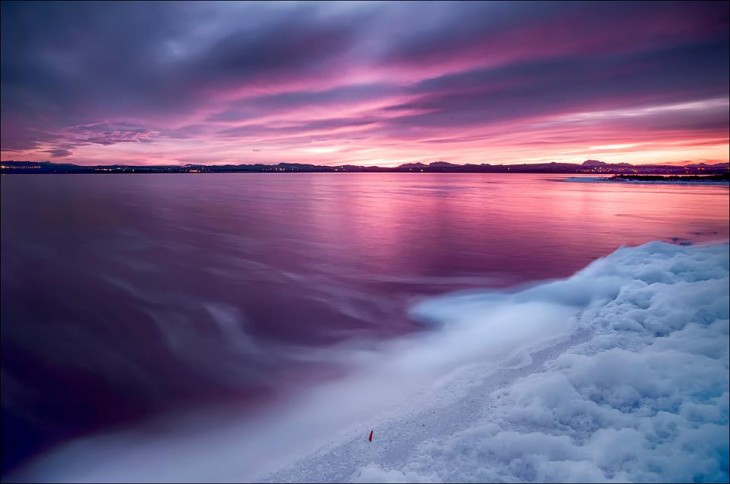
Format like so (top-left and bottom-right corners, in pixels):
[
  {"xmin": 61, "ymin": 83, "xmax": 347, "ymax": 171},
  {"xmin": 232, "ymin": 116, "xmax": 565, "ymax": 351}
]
[{"xmin": 1, "ymin": 1, "xmax": 727, "ymax": 165}]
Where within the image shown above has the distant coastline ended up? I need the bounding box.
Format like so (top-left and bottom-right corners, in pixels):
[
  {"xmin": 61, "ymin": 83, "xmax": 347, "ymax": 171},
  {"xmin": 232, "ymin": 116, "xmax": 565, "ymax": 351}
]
[
  {"xmin": 563, "ymin": 173, "xmax": 730, "ymax": 185},
  {"xmin": 1, "ymin": 159, "xmax": 728, "ymax": 175},
  {"xmin": 610, "ymin": 173, "xmax": 730, "ymax": 182}
]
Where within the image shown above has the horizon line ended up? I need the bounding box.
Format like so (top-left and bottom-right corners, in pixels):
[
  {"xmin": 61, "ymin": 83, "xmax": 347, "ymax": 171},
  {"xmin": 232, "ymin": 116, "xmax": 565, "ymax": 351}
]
[{"xmin": 2, "ymin": 159, "xmax": 729, "ymax": 169}]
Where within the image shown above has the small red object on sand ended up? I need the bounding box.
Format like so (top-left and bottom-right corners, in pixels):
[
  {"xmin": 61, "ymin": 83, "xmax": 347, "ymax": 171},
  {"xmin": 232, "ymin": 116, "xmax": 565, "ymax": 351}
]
[{"xmin": 368, "ymin": 430, "xmax": 373, "ymax": 442}]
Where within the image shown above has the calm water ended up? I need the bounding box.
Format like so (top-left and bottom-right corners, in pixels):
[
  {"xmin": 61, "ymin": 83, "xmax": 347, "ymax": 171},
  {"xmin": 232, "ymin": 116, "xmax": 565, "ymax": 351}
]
[{"xmin": 1, "ymin": 173, "xmax": 728, "ymax": 473}]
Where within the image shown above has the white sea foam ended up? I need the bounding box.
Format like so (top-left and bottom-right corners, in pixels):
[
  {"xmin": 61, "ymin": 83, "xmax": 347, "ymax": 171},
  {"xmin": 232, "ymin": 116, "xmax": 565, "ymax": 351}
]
[{"xmin": 8, "ymin": 241, "xmax": 729, "ymax": 483}]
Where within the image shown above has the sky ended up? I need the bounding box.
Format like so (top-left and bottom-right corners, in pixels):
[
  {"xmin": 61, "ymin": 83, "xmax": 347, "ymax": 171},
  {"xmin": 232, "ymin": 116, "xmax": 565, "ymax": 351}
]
[{"xmin": 1, "ymin": 1, "xmax": 728, "ymax": 167}]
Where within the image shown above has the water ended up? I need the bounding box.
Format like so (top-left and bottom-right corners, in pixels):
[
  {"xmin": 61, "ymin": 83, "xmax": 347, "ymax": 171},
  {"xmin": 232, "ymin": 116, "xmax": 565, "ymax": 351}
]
[{"xmin": 1, "ymin": 173, "xmax": 728, "ymax": 474}]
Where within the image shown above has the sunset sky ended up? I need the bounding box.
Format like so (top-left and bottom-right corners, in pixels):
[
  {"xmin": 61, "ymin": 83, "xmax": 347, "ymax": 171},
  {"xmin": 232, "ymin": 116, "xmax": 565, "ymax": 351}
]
[{"xmin": 1, "ymin": 1, "xmax": 728, "ymax": 167}]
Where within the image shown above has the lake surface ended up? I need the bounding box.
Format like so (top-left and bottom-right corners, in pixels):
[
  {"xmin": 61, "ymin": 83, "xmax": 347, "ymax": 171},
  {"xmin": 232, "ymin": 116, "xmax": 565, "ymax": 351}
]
[{"xmin": 1, "ymin": 173, "xmax": 728, "ymax": 473}]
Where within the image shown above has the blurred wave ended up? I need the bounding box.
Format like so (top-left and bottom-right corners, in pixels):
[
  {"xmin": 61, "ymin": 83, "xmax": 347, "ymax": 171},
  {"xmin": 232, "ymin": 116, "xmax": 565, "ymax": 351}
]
[{"xmin": 8, "ymin": 241, "xmax": 728, "ymax": 483}]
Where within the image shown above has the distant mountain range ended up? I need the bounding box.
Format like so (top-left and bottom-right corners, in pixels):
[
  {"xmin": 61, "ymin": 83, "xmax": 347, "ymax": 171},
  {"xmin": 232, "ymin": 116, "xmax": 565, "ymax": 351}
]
[{"xmin": 1, "ymin": 159, "xmax": 728, "ymax": 175}]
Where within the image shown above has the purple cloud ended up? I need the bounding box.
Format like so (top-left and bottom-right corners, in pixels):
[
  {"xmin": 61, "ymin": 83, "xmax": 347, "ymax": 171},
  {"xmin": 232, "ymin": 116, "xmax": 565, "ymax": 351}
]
[{"xmin": 1, "ymin": 1, "xmax": 727, "ymax": 165}]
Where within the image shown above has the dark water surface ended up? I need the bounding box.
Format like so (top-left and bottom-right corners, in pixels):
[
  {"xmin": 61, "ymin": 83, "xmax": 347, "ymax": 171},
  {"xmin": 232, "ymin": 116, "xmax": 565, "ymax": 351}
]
[{"xmin": 1, "ymin": 173, "xmax": 728, "ymax": 473}]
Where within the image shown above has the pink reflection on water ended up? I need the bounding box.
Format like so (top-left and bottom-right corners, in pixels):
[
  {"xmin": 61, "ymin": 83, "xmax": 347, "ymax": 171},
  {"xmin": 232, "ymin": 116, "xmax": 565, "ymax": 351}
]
[{"xmin": 1, "ymin": 173, "xmax": 727, "ymax": 472}]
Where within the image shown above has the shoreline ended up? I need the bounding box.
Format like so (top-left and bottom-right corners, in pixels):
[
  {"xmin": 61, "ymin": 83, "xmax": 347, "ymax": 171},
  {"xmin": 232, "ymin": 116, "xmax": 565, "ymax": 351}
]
[
  {"xmin": 611, "ymin": 173, "xmax": 730, "ymax": 182},
  {"xmin": 564, "ymin": 174, "xmax": 730, "ymax": 185}
]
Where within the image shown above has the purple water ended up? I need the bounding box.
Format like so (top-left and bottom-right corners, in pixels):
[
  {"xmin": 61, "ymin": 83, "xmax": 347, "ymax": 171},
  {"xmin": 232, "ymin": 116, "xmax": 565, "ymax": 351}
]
[{"xmin": 1, "ymin": 173, "xmax": 728, "ymax": 474}]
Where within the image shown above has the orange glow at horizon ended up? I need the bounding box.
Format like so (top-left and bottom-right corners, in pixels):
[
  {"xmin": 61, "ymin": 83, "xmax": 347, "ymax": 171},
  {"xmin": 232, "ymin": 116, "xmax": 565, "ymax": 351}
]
[{"xmin": 3, "ymin": 100, "xmax": 726, "ymax": 167}]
